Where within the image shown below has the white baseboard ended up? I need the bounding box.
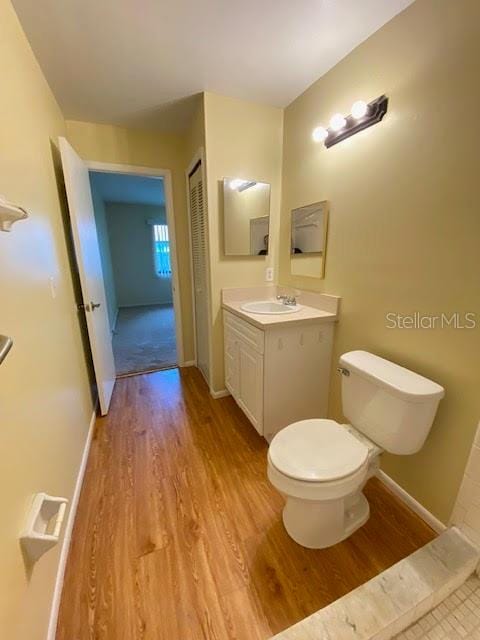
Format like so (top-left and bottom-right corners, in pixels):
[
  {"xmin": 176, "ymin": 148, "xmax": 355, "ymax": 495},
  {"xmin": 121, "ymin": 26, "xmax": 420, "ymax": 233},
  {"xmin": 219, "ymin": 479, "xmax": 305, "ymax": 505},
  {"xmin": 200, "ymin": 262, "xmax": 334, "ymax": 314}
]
[
  {"xmin": 377, "ymin": 469, "xmax": 446, "ymax": 534},
  {"xmin": 210, "ymin": 388, "xmax": 230, "ymax": 399},
  {"xmin": 46, "ymin": 408, "xmax": 96, "ymax": 640},
  {"xmin": 180, "ymin": 360, "xmax": 196, "ymax": 367}
]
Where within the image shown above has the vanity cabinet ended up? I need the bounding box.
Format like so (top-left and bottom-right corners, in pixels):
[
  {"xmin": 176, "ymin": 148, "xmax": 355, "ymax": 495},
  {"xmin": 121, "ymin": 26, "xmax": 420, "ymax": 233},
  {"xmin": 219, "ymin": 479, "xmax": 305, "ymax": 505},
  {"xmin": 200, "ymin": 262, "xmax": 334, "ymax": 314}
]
[
  {"xmin": 224, "ymin": 311, "xmax": 264, "ymax": 432},
  {"xmin": 223, "ymin": 309, "xmax": 334, "ymax": 441}
]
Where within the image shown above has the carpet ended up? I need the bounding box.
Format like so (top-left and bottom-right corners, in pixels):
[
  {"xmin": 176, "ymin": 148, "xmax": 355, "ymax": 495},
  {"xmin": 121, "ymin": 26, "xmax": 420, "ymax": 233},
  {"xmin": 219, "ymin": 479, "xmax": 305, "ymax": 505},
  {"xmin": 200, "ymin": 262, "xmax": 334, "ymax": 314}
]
[{"xmin": 112, "ymin": 304, "xmax": 177, "ymax": 376}]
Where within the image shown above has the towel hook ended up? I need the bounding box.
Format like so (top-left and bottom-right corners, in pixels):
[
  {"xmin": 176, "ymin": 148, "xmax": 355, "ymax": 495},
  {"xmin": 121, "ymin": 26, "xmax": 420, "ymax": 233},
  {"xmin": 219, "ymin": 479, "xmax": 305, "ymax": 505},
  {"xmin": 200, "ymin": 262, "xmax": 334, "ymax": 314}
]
[{"xmin": 0, "ymin": 335, "xmax": 13, "ymax": 365}]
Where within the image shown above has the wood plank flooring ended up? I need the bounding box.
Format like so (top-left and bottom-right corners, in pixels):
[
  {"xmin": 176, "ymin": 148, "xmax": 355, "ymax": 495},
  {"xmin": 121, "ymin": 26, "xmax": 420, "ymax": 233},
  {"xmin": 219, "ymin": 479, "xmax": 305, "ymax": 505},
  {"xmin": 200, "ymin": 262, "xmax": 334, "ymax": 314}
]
[{"xmin": 56, "ymin": 366, "xmax": 436, "ymax": 640}]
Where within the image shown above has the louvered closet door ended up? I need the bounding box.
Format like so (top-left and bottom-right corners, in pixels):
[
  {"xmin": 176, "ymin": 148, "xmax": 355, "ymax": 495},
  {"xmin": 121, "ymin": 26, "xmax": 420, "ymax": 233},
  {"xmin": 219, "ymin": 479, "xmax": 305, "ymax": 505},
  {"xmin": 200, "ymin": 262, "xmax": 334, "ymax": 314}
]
[{"xmin": 189, "ymin": 162, "xmax": 210, "ymax": 382}]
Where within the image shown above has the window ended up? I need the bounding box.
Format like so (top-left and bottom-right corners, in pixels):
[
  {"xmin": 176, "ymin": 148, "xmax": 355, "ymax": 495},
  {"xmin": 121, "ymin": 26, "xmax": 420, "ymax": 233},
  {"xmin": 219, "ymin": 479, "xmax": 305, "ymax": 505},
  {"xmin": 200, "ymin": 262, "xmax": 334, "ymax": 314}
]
[{"xmin": 153, "ymin": 224, "xmax": 171, "ymax": 277}]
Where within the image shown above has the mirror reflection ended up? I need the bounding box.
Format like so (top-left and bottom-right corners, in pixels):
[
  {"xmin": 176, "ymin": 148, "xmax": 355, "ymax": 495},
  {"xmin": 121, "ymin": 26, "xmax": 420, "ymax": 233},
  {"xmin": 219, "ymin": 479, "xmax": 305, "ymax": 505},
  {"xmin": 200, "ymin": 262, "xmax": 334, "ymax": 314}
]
[
  {"xmin": 290, "ymin": 201, "xmax": 329, "ymax": 278},
  {"xmin": 223, "ymin": 178, "xmax": 271, "ymax": 256}
]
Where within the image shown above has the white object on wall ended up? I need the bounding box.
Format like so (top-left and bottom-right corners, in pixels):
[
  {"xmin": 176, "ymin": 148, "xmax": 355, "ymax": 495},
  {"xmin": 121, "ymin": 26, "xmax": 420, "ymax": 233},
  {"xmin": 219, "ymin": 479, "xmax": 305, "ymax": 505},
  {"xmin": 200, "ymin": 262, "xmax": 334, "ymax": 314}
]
[
  {"xmin": 0, "ymin": 335, "xmax": 13, "ymax": 365},
  {"xmin": 0, "ymin": 195, "xmax": 28, "ymax": 231},
  {"xmin": 20, "ymin": 493, "xmax": 68, "ymax": 564}
]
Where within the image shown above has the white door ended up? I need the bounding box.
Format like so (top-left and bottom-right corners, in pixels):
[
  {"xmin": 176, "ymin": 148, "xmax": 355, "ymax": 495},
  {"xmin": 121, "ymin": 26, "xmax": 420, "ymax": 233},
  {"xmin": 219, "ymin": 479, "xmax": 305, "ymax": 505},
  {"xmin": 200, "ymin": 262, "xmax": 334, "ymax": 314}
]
[
  {"xmin": 59, "ymin": 138, "xmax": 116, "ymax": 415},
  {"xmin": 189, "ymin": 162, "xmax": 210, "ymax": 382},
  {"xmin": 237, "ymin": 340, "xmax": 264, "ymax": 434}
]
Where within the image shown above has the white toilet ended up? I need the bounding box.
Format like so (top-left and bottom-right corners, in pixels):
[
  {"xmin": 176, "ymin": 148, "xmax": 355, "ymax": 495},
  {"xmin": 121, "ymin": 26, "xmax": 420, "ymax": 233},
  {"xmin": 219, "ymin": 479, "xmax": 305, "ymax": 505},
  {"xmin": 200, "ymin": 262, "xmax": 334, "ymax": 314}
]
[{"xmin": 267, "ymin": 350, "xmax": 445, "ymax": 549}]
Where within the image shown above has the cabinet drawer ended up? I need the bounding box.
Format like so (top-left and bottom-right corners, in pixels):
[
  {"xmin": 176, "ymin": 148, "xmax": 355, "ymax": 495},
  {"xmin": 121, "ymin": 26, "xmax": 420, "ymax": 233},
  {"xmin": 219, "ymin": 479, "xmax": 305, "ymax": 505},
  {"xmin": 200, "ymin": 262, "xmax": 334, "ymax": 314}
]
[{"xmin": 223, "ymin": 310, "xmax": 264, "ymax": 354}]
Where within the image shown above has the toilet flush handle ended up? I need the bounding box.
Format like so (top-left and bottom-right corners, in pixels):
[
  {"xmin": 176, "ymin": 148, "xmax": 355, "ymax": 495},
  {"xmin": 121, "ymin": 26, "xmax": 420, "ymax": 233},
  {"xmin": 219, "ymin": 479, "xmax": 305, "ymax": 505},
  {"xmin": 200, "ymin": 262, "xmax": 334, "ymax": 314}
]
[{"xmin": 337, "ymin": 367, "xmax": 350, "ymax": 376}]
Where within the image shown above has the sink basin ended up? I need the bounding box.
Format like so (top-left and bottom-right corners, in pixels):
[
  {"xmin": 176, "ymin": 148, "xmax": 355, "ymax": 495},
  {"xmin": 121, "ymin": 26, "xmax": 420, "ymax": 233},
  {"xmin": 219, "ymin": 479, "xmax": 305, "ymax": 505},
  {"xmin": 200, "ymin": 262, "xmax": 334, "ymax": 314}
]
[{"xmin": 241, "ymin": 300, "xmax": 301, "ymax": 315}]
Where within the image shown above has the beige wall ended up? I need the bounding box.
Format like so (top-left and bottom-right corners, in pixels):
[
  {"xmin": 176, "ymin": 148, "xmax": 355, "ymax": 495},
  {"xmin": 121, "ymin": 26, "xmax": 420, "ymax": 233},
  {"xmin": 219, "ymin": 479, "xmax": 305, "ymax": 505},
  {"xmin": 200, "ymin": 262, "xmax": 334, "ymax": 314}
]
[
  {"xmin": 65, "ymin": 120, "xmax": 195, "ymax": 363},
  {"xmin": 185, "ymin": 95, "xmax": 206, "ymax": 162},
  {"xmin": 278, "ymin": 0, "xmax": 480, "ymax": 523},
  {"xmin": 0, "ymin": 1, "xmax": 94, "ymax": 637},
  {"xmin": 203, "ymin": 92, "xmax": 283, "ymax": 391}
]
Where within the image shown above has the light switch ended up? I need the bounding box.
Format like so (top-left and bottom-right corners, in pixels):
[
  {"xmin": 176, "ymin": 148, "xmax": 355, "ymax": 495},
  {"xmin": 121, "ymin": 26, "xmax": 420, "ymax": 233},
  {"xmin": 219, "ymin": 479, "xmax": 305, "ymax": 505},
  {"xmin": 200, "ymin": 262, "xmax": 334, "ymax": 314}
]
[{"xmin": 265, "ymin": 267, "xmax": 274, "ymax": 282}]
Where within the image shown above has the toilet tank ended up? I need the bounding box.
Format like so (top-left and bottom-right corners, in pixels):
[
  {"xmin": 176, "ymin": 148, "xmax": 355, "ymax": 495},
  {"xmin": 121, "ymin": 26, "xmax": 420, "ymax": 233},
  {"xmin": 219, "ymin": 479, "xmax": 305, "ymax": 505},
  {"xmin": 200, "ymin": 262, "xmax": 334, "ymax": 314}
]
[{"xmin": 339, "ymin": 351, "xmax": 445, "ymax": 455}]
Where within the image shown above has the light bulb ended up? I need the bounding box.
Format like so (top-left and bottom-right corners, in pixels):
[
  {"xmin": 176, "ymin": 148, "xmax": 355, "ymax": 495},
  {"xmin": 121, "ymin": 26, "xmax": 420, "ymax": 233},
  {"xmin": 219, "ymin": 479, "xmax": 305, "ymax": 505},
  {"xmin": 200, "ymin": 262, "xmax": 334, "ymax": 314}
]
[
  {"xmin": 312, "ymin": 126, "xmax": 328, "ymax": 143},
  {"xmin": 230, "ymin": 178, "xmax": 245, "ymax": 190},
  {"xmin": 330, "ymin": 113, "xmax": 346, "ymax": 131},
  {"xmin": 351, "ymin": 100, "xmax": 368, "ymax": 119}
]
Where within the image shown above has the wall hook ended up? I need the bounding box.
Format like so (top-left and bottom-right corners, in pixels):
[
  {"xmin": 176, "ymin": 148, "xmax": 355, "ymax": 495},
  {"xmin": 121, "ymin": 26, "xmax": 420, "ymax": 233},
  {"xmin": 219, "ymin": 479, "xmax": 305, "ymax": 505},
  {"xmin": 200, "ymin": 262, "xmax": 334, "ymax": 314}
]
[
  {"xmin": 0, "ymin": 335, "xmax": 13, "ymax": 365},
  {"xmin": 0, "ymin": 195, "xmax": 28, "ymax": 232}
]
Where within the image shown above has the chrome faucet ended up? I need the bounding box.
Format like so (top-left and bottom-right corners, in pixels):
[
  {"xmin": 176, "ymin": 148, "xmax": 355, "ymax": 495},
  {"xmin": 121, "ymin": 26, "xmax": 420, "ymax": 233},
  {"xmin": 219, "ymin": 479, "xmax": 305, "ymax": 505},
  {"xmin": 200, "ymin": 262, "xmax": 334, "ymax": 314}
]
[{"xmin": 276, "ymin": 294, "xmax": 297, "ymax": 306}]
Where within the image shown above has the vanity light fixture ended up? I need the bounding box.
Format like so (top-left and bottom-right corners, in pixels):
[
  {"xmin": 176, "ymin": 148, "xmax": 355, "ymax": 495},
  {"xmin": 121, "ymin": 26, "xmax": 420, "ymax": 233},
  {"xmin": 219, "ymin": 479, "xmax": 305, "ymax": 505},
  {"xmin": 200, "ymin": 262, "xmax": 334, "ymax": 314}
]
[
  {"xmin": 312, "ymin": 95, "xmax": 388, "ymax": 148},
  {"xmin": 351, "ymin": 100, "xmax": 368, "ymax": 119},
  {"xmin": 312, "ymin": 126, "xmax": 328, "ymax": 143},
  {"xmin": 229, "ymin": 178, "xmax": 257, "ymax": 192},
  {"xmin": 229, "ymin": 178, "xmax": 245, "ymax": 190},
  {"xmin": 329, "ymin": 113, "xmax": 347, "ymax": 131}
]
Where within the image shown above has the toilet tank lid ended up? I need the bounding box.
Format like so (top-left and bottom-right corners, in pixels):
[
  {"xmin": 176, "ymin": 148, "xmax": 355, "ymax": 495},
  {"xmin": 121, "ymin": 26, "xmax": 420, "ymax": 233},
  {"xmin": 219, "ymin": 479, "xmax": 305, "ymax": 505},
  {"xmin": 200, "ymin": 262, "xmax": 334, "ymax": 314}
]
[{"xmin": 339, "ymin": 351, "xmax": 445, "ymax": 402}]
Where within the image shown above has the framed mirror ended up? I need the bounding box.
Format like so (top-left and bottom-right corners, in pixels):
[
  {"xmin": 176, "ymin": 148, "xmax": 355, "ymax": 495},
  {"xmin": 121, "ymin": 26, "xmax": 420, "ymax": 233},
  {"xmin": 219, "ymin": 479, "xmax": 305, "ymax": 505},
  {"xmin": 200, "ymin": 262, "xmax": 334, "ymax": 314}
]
[
  {"xmin": 290, "ymin": 201, "xmax": 329, "ymax": 279},
  {"xmin": 223, "ymin": 177, "xmax": 271, "ymax": 256}
]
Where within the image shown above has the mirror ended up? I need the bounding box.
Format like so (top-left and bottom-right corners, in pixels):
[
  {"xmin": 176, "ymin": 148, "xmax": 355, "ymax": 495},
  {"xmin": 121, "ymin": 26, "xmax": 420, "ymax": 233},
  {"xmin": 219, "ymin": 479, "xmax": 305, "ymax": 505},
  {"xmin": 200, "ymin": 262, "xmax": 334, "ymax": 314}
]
[
  {"xmin": 223, "ymin": 177, "xmax": 271, "ymax": 256},
  {"xmin": 290, "ymin": 201, "xmax": 329, "ymax": 279}
]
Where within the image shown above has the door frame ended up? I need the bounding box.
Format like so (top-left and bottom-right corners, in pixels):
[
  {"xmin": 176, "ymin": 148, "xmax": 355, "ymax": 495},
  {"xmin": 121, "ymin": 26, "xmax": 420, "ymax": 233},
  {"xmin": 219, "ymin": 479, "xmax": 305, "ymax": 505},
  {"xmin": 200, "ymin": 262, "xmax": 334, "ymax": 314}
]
[
  {"xmin": 86, "ymin": 160, "xmax": 185, "ymax": 366},
  {"xmin": 185, "ymin": 148, "xmax": 213, "ymax": 389}
]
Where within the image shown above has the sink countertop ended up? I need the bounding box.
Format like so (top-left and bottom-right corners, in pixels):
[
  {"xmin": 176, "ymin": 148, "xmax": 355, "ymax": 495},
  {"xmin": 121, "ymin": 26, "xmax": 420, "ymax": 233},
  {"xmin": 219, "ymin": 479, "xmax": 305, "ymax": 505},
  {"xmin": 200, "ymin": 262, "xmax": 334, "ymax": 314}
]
[{"xmin": 222, "ymin": 297, "xmax": 338, "ymax": 329}]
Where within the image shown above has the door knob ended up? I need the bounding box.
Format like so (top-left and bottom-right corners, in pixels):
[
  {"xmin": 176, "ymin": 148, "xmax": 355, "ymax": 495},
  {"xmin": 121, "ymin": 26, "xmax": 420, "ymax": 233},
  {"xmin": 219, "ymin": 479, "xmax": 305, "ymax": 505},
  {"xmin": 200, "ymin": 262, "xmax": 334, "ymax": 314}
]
[
  {"xmin": 91, "ymin": 302, "xmax": 101, "ymax": 310},
  {"xmin": 77, "ymin": 302, "xmax": 91, "ymax": 312}
]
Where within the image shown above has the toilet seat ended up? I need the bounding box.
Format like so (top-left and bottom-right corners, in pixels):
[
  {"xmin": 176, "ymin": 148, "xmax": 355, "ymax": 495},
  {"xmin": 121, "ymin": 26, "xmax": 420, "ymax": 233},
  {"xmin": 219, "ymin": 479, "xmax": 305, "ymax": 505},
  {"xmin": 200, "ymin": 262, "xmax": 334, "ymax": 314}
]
[
  {"xmin": 269, "ymin": 419, "xmax": 369, "ymax": 483},
  {"xmin": 267, "ymin": 419, "xmax": 373, "ymax": 548}
]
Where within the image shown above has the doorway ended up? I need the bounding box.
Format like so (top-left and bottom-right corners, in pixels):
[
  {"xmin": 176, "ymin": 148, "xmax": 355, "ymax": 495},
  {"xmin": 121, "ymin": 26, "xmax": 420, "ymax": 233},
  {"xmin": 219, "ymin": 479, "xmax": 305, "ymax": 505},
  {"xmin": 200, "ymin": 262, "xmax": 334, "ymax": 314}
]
[{"xmin": 89, "ymin": 168, "xmax": 181, "ymax": 377}]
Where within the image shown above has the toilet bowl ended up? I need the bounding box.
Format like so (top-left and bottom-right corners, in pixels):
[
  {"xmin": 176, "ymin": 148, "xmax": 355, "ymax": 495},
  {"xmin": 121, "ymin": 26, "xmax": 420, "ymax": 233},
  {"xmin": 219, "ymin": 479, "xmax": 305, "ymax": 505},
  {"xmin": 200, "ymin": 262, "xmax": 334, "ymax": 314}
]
[
  {"xmin": 267, "ymin": 350, "xmax": 445, "ymax": 549},
  {"xmin": 267, "ymin": 419, "xmax": 374, "ymax": 549}
]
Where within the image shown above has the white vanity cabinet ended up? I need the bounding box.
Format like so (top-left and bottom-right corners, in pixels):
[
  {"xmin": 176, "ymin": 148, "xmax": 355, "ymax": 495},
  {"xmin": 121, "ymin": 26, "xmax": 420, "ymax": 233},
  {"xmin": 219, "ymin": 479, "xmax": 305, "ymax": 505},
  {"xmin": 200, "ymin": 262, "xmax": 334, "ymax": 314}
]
[
  {"xmin": 224, "ymin": 310, "xmax": 265, "ymax": 433},
  {"xmin": 223, "ymin": 309, "xmax": 335, "ymax": 441}
]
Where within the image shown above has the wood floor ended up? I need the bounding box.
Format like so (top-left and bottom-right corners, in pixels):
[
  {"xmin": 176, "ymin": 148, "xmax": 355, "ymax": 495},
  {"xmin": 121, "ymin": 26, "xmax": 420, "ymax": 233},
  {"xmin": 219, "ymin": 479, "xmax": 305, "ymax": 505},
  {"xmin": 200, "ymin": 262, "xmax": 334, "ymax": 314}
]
[{"xmin": 57, "ymin": 367, "xmax": 435, "ymax": 640}]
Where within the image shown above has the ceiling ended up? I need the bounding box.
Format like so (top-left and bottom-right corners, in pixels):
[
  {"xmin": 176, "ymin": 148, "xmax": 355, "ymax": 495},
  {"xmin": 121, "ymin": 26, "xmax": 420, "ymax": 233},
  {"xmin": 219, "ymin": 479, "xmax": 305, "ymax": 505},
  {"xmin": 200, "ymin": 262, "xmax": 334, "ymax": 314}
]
[
  {"xmin": 13, "ymin": 0, "xmax": 414, "ymax": 132},
  {"xmin": 90, "ymin": 172, "xmax": 165, "ymax": 206}
]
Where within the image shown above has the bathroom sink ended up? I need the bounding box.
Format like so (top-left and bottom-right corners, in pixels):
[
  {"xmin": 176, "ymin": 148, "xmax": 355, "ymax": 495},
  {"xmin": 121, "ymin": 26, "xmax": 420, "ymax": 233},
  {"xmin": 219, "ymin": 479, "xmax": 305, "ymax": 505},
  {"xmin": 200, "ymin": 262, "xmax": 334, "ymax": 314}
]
[{"xmin": 241, "ymin": 300, "xmax": 301, "ymax": 315}]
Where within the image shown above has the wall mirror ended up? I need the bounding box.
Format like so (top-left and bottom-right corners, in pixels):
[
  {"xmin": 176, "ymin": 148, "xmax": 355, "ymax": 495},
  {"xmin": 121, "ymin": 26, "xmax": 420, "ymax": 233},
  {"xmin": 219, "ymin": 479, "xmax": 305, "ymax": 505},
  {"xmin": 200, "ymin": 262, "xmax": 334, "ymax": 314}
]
[
  {"xmin": 290, "ymin": 201, "xmax": 329, "ymax": 279},
  {"xmin": 223, "ymin": 177, "xmax": 271, "ymax": 256}
]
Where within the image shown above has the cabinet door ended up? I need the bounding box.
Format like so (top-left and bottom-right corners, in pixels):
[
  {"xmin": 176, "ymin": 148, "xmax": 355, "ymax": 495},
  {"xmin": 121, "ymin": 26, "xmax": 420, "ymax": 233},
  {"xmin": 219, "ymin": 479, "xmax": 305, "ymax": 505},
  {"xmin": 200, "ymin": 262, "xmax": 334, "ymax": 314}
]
[
  {"xmin": 224, "ymin": 328, "xmax": 239, "ymax": 397},
  {"xmin": 237, "ymin": 340, "xmax": 264, "ymax": 435}
]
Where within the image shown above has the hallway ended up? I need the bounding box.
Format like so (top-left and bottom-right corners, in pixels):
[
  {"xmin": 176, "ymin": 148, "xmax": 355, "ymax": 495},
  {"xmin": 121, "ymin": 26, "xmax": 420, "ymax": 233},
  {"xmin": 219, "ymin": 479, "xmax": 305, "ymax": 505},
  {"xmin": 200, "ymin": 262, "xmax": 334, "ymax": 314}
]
[{"xmin": 112, "ymin": 304, "xmax": 177, "ymax": 376}]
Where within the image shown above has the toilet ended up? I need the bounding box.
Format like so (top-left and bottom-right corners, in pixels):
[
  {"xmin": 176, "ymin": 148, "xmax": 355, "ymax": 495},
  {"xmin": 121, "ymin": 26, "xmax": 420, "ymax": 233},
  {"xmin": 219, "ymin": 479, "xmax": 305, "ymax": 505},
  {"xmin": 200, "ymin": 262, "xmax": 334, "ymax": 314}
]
[{"xmin": 267, "ymin": 350, "xmax": 445, "ymax": 549}]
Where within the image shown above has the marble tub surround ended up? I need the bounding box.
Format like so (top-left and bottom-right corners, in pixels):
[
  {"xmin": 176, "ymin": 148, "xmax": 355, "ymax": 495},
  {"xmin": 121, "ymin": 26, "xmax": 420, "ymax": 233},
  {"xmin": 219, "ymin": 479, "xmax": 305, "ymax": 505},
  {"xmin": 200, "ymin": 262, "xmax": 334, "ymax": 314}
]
[
  {"xmin": 394, "ymin": 574, "xmax": 480, "ymax": 640},
  {"xmin": 221, "ymin": 285, "xmax": 340, "ymax": 328},
  {"xmin": 270, "ymin": 528, "xmax": 479, "ymax": 640},
  {"xmin": 450, "ymin": 421, "xmax": 480, "ymax": 549}
]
